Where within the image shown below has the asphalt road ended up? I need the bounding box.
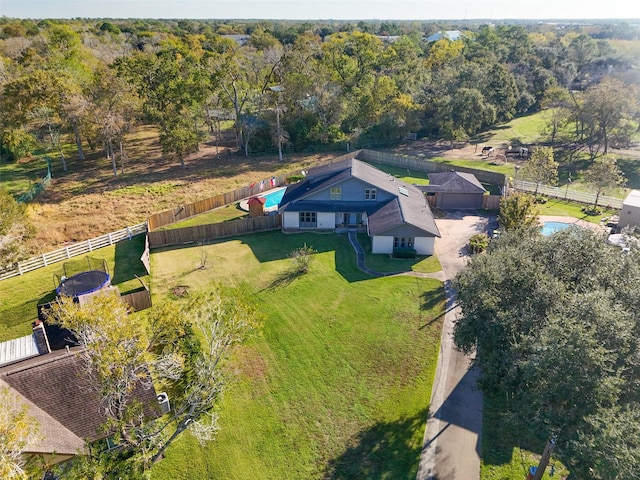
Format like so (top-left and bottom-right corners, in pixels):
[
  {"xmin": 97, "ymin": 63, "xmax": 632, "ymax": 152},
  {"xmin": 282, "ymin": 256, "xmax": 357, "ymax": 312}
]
[{"xmin": 416, "ymin": 212, "xmax": 496, "ymax": 480}]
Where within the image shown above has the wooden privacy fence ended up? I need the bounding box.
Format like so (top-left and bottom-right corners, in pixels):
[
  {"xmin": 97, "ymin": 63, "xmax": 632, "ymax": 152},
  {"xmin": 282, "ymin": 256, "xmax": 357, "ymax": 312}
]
[
  {"xmin": 357, "ymin": 149, "xmax": 507, "ymax": 186},
  {"xmin": 0, "ymin": 222, "xmax": 148, "ymax": 281},
  {"xmin": 148, "ymin": 214, "xmax": 282, "ymax": 248},
  {"xmin": 512, "ymin": 180, "xmax": 623, "ymax": 209},
  {"xmin": 147, "ymin": 150, "xmax": 362, "ymax": 232},
  {"xmin": 148, "ymin": 175, "xmax": 288, "ymax": 231},
  {"xmin": 121, "ymin": 288, "xmax": 152, "ymax": 312}
]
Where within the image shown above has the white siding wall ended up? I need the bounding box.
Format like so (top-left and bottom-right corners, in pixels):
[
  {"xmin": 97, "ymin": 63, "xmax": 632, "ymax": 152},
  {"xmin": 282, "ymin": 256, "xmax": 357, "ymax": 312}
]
[
  {"xmin": 283, "ymin": 212, "xmax": 299, "ymax": 229},
  {"xmin": 317, "ymin": 212, "xmax": 335, "ymax": 229},
  {"xmin": 372, "ymin": 236, "xmax": 394, "ymax": 254},
  {"xmin": 414, "ymin": 236, "xmax": 435, "ymax": 255},
  {"xmin": 619, "ymin": 205, "xmax": 640, "ymax": 229}
]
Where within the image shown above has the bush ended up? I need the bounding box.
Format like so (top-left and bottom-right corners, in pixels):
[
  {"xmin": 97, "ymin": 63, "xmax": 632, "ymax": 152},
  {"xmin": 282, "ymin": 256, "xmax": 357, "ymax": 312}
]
[
  {"xmin": 534, "ymin": 195, "xmax": 548, "ymax": 204},
  {"xmin": 469, "ymin": 233, "xmax": 490, "ymax": 254},
  {"xmin": 582, "ymin": 206, "xmax": 602, "ymax": 216},
  {"xmin": 393, "ymin": 247, "xmax": 417, "ymax": 259},
  {"xmin": 288, "ymin": 243, "xmax": 317, "ymax": 274},
  {"xmin": 286, "ymin": 175, "xmax": 305, "ymax": 184}
]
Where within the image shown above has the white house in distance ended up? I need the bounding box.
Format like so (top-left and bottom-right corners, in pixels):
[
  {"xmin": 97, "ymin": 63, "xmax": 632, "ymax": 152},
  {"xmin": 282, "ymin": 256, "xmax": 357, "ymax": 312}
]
[
  {"xmin": 278, "ymin": 158, "xmax": 440, "ymax": 255},
  {"xmin": 619, "ymin": 189, "xmax": 640, "ymax": 230}
]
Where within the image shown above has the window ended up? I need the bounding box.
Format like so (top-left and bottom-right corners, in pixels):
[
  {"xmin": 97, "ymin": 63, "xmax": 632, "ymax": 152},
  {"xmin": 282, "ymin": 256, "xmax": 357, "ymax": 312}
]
[
  {"xmin": 330, "ymin": 187, "xmax": 342, "ymax": 200},
  {"xmin": 299, "ymin": 212, "xmax": 317, "ymax": 227},
  {"xmin": 393, "ymin": 237, "xmax": 414, "ymax": 248},
  {"xmin": 365, "ymin": 188, "xmax": 377, "ymax": 200}
]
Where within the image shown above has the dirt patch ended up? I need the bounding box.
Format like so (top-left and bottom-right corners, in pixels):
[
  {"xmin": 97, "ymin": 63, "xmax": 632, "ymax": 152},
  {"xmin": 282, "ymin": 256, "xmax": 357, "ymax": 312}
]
[
  {"xmin": 171, "ymin": 285, "xmax": 190, "ymax": 298},
  {"xmin": 232, "ymin": 345, "xmax": 268, "ymax": 393}
]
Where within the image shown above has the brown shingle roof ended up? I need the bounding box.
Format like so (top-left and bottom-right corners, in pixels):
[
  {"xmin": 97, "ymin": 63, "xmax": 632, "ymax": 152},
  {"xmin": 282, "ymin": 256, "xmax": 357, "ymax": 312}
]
[
  {"xmin": 0, "ymin": 378, "xmax": 86, "ymax": 456},
  {"xmin": 2, "ymin": 350, "xmax": 159, "ymax": 443}
]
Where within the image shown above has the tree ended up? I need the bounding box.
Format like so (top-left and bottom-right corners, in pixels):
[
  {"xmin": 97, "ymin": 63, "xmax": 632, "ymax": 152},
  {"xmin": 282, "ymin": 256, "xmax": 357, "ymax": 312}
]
[
  {"xmin": 584, "ymin": 155, "xmax": 626, "ymax": 211},
  {"xmin": 577, "ymin": 78, "xmax": 638, "ymax": 157},
  {"xmin": 520, "ymin": 146, "xmax": 558, "ymax": 195},
  {"xmin": 498, "ymin": 192, "xmax": 540, "ymax": 231},
  {"xmin": 452, "ymin": 227, "xmax": 640, "ymax": 478},
  {"xmin": 0, "ymin": 387, "xmax": 41, "ymax": 479},
  {"xmin": 0, "ymin": 190, "xmax": 31, "ymax": 269},
  {"xmin": 48, "ymin": 285, "xmax": 260, "ymax": 474}
]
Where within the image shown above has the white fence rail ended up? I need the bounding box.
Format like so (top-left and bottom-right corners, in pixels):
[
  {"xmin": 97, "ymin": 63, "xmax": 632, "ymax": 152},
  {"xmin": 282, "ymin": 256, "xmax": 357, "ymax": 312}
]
[
  {"xmin": 0, "ymin": 222, "xmax": 148, "ymax": 282},
  {"xmin": 513, "ymin": 180, "xmax": 623, "ymax": 209}
]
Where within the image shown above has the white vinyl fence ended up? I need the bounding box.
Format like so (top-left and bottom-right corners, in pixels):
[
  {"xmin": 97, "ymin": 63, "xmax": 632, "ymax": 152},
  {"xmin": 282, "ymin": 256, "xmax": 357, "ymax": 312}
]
[
  {"xmin": 0, "ymin": 222, "xmax": 148, "ymax": 281},
  {"xmin": 513, "ymin": 180, "xmax": 623, "ymax": 209}
]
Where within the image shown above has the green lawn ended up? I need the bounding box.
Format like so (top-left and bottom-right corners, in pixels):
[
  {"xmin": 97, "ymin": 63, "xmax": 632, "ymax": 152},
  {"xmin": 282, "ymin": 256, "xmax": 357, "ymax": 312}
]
[
  {"xmin": 537, "ymin": 198, "xmax": 619, "ymax": 224},
  {"xmin": 158, "ymin": 203, "xmax": 249, "ymax": 230},
  {"xmin": 0, "ymin": 155, "xmax": 50, "ymax": 197},
  {"xmin": 481, "ymin": 394, "xmax": 570, "ymax": 480},
  {"xmin": 149, "ymin": 231, "xmax": 445, "ymax": 479},
  {"xmin": 0, "ymin": 234, "xmax": 149, "ymax": 342}
]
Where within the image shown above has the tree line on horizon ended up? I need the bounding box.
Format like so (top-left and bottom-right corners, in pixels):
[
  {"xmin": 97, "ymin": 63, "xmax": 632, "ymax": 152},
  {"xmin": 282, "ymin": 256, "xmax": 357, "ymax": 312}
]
[{"xmin": 0, "ymin": 17, "xmax": 638, "ymax": 173}]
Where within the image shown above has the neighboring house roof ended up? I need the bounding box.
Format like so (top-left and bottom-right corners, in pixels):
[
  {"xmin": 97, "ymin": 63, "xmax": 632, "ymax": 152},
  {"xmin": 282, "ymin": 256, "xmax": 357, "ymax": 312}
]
[
  {"xmin": 0, "ymin": 377, "xmax": 86, "ymax": 456},
  {"xmin": 623, "ymin": 189, "xmax": 640, "ymax": 208},
  {"xmin": 0, "ymin": 349, "xmax": 159, "ymax": 449},
  {"xmin": 279, "ymin": 158, "xmax": 440, "ymax": 238},
  {"xmin": 425, "ymin": 30, "xmax": 463, "ymax": 42},
  {"xmin": 423, "ymin": 171, "xmax": 487, "ymax": 194}
]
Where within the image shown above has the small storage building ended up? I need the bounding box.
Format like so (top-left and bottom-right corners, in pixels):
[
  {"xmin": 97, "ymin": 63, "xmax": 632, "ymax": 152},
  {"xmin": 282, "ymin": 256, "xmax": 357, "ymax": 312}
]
[
  {"xmin": 619, "ymin": 190, "xmax": 640, "ymax": 230},
  {"xmin": 247, "ymin": 196, "xmax": 266, "ymax": 217}
]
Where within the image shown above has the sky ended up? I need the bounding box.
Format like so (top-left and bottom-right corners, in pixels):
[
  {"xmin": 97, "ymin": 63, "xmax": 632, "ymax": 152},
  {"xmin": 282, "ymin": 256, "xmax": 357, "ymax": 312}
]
[{"xmin": 1, "ymin": 0, "xmax": 639, "ymax": 21}]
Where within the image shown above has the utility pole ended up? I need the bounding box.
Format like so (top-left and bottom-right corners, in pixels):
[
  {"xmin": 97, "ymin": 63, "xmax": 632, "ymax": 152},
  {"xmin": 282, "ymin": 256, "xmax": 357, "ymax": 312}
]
[{"xmin": 532, "ymin": 435, "xmax": 557, "ymax": 480}]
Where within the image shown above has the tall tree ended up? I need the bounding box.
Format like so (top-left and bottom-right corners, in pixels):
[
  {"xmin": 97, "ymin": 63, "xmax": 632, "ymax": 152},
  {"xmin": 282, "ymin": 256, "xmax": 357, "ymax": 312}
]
[
  {"xmin": 453, "ymin": 227, "xmax": 640, "ymax": 478},
  {"xmin": 520, "ymin": 146, "xmax": 558, "ymax": 195},
  {"xmin": 49, "ymin": 285, "xmax": 260, "ymax": 474},
  {"xmin": 583, "ymin": 154, "xmax": 626, "ymax": 210}
]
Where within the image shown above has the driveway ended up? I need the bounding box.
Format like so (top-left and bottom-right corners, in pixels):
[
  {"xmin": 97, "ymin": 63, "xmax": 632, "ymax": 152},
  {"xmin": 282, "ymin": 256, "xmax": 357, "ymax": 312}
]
[{"xmin": 416, "ymin": 211, "xmax": 496, "ymax": 480}]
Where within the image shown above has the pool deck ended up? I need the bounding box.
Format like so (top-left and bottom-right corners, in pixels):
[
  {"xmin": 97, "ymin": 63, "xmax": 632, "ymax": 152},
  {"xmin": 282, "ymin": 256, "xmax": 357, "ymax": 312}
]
[
  {"xmin": 238, "ymin": 187, "xmax": 286, "ymax": 213},
  {"xmin": 539, "ymin": 215, "xmax": 608, "ymax": 233}
]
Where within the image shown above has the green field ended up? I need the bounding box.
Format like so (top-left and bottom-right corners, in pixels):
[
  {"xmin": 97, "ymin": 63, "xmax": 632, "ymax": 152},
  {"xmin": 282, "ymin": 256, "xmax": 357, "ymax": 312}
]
[{"xmin": 149, "ymin": 231, "xmax": 445, "ymax": 479}]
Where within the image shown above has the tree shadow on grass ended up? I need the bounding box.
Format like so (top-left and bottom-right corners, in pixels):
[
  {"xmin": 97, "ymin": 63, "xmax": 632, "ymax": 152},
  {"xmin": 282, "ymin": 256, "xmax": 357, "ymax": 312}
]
[{"xmin": 325, "ymin": 407, "xmax": 429, "ymax": 480}]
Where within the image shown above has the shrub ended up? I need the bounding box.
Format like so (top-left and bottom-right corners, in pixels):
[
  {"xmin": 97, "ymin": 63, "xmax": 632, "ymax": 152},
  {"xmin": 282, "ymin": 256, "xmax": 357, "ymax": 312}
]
[
  {"xmin": 288, "ymin": 243, "xmax": 317, "ymax": 274},
  {"xmin": 469, "ymin": 233, "xmax": 490, "ymax": 254},
  {"xmin": 286, "ymin": 175, "xmax": 305, "ymax": 184},
  {"xmin": 393, "ymin": 247, "xmax": 417, "ymax": 259}
]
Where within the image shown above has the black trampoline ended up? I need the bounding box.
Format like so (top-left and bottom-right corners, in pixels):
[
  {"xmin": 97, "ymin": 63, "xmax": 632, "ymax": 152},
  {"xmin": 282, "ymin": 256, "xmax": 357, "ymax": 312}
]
[{"xmin": 56, "ymin": 270, "xmax": 111, "ymax": 298}]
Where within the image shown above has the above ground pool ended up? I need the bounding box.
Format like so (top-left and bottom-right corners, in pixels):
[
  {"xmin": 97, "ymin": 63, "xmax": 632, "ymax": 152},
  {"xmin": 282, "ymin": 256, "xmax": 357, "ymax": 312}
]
[
  {"xmin": 56, "ymin": 270, "xmax": 111, "ymax": 297},
  {"xmin": 541, "ymin": 221, "xmax": 572, "ymax": 236}
]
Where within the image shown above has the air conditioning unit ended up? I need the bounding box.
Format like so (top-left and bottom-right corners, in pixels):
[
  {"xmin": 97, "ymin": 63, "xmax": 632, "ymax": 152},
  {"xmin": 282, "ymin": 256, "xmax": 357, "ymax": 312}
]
[{"xmin": 157, "ymin": 392, "xmax": 171, "ymax": 414}]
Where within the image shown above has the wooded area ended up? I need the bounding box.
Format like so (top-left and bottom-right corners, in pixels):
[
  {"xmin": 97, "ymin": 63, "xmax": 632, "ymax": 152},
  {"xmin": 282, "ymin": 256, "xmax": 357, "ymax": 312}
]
[{"xmin": 0, "ymin": 18, "xmax": 638, "ymax": 169}]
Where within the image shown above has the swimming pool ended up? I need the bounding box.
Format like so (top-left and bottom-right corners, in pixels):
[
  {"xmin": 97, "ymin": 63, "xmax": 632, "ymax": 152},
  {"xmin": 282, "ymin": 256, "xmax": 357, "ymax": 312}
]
[
  {"xmin": 541, "ymin": 221, "xmax": 572, "ymax": 236},
  {"xmin": 261, "ymin": 187, "xmax": 286, "ymax": 208}
]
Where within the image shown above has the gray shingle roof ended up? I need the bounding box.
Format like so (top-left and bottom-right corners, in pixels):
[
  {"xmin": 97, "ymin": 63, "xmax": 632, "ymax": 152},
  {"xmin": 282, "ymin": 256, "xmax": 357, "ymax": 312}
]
[
  {"xmin": 424, "ymin": 171, "xmax": 487, "ymax": 194},
  {"xmin": 279, "ymin": 158, "xmax": 440, "ymax": 237}
]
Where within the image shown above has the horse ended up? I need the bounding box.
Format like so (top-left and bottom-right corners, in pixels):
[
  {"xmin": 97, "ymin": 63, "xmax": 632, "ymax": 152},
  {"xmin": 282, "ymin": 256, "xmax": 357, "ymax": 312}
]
[{"xmin": 482, "ymin": 146, "xmax": 495, "ymax": 156}]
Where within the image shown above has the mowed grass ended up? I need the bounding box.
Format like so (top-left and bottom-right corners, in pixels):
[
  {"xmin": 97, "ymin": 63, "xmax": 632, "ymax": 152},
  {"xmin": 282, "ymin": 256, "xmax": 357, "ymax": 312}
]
[
  {"xmin": 481, "ymin": 394, "xmax": 570, "ymax": 480},
  {"xmin": 538, "ymin": 198, "xmax": 619, "ymax": 224},
  {"xmin": 149, "ymin": 231, "xmax": 445, "ymax": 479},
  {"xmin": 0, "ymin": 234, "xmax": 149, "ymax": 342}
]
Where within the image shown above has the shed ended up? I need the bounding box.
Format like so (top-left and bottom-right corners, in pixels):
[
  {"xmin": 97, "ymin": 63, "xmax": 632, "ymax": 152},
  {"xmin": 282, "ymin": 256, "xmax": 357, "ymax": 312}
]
[
  {"xmin": 247, "ymin": 196, "xmax": 266, "ymax": 217},
  {"xmin": 421, "ymin": 171, "xmax": 487, "ymax": 209},
  {"xmin": 619, "ymin": 190, "xmax": 640, "ymax": 230}
]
